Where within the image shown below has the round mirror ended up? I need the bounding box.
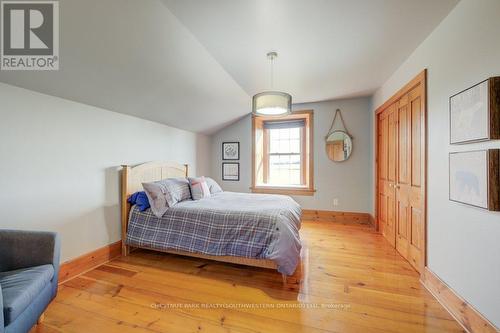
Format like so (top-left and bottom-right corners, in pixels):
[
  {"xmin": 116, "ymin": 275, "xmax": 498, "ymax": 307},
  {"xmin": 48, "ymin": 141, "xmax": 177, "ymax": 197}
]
[{"xmin": 326, "ymin": 131, "xmax": 352, "ymax": 162}]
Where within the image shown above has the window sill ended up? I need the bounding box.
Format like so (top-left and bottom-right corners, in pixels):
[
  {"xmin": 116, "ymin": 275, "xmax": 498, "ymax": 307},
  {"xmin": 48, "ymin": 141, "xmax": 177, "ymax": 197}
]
[{"xmin": 250, "ymin": 186, "xmax": 316, "ymax": 196}]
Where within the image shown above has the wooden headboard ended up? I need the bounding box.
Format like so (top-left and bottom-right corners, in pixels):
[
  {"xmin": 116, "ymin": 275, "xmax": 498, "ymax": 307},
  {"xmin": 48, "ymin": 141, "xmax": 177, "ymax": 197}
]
[{"xmin": 120, "ymin": 161, "xmax": 188, "ymax": 255}]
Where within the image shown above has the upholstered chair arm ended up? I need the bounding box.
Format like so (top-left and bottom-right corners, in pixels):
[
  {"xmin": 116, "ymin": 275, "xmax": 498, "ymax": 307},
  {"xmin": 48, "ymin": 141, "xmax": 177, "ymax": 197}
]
[
  {"xmin": 0, "ymin": 283, "xmax": 3, "ymax": 332},
  {"xmin": 0, "ymin": 230, "xmax": 60, "ymax": 279}
]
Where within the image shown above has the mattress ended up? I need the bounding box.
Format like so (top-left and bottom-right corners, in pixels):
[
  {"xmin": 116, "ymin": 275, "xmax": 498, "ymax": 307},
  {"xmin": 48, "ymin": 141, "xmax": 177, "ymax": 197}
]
[{"xmin": 126, "ymin": 191, "xmax": 302, "ymax": 275}]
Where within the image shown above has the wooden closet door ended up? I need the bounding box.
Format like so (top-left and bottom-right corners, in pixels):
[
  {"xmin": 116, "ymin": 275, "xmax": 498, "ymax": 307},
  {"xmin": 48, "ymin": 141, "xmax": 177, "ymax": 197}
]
[
  {"xmin": 378, "ymin": 104, "xmax": 396, "ymax": 247},
  {"xmin": 395, "ymin": 84, "xmax": 424, "ymax": 272},
  {"xmin": 376, "ymin": 70, "xmax": 426, "ymax": 274}
]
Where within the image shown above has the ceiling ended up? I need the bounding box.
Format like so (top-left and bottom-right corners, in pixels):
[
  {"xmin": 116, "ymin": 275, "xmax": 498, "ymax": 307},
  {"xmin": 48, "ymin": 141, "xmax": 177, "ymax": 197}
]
[
  {"xmin": 0, "ymin": 0, "xmax": 458, "ymax": 134},
  {"xmin": 0, "ymin": 0, "xmax": 249, "ymax": 134},
  {"xmin": 163, "ymin": 0, "xmax": 459, "ymax": 103}
]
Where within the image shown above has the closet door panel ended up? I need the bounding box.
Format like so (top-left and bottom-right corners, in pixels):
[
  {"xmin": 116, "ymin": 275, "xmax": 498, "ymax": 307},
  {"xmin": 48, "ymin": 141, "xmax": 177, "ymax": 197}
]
[
  {"xmin": 388, "ymin": 110, "xmax": 397, "ymax": 183},
  {"xmin": 378, "ymin": 113, "xmax": 388, "ymax": 238},
  {"xmin": 411, "ymin": 95, "xmax": 422, "ymax": 187},
  {"xmin": 395, "ymin": 96, "xmax": 411, "ymax": 261},
  {"xmin": 378, "ymin": 105, "xmax": 396, "ymax": 247},
  {"xmin": 387, "ymin": 106, "xmax": 397, "ymax": 244},
  {"xmin": 395, "ymin": 85, "xmax": 424, "ymax": 273},
  {"xmin": 407, "ymin": 85, "xmax": 424, "ymax": 271},
  {"xmin": 397, "ymin": 95, "xmax": 410, "ymax": 186},
  {"xmin": 410, "ymin": 207, "xmax": 422, "ymax": 251}
]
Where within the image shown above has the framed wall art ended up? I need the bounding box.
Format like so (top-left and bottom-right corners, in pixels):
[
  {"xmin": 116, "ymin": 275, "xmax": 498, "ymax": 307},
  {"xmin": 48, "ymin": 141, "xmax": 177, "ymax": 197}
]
[
  {"xmin": 222, "ymin": 142, "xmax": 240, "ymax": 160},
  {"xmin": 222, "ymin": 162, "xmax": 240, "ymax": 181},
  {"xmin": 449, "ymin": 77, "xmax": 500, "ymax": 144},
  {"xmin": 449, "ymin": 149, "xmax": 499, "ymax": 211}
]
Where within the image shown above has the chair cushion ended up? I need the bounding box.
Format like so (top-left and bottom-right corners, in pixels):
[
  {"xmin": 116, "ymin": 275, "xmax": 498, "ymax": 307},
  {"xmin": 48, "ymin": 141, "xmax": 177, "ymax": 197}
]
[{"xmin": 0, "ymin": 264, "xmax": 54, "ymax": 325}]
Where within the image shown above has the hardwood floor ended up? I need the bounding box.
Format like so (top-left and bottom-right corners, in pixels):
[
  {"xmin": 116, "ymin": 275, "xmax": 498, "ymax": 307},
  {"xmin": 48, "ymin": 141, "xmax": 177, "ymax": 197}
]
[{"xmin": 32, "ymin": 218, "xmax": 464, "ymax": 333}]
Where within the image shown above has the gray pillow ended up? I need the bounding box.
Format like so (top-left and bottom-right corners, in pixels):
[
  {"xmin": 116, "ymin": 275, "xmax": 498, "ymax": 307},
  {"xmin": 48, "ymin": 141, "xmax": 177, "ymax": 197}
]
[
  {"xmin": 142, "ymin": 178, "xmax": 191, "ymax": 218},
  {"xmin": 205, "ymin": 177, "xmax": 223, "ymax": 194}
]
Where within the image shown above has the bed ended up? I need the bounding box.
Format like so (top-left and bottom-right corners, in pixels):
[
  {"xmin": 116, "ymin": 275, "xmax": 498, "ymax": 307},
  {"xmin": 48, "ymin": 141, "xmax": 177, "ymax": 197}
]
[{"xmin": 120, "ymin": 161, "xmax": 302, "ymax": 278}]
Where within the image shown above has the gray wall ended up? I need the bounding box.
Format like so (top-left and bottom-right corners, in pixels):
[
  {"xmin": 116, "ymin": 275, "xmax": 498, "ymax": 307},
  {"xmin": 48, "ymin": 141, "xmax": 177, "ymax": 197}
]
[
  {"xmin": 0, "ymin": 83, "xmax": 206, "ymax": 262},
  {"xmin": 195, "ymin": 133, "xmax": 212, "ymax": 177},
  {"xmin": 211, "ymin": 115, "xmax": 252, "ymax": 193},
  {"xmin": 372, "ymin": 0, "xmax": 500, "ymax": 326},
  {"xmin": 211, "ymin": 97, "xmax": 373, "ymax": 212}
]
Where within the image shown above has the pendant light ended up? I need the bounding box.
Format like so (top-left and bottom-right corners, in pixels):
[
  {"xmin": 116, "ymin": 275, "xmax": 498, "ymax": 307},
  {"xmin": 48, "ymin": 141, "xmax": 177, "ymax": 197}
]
[{"xmin": 252, "ymin": 52, "xmax": 292, "ymax": 116}]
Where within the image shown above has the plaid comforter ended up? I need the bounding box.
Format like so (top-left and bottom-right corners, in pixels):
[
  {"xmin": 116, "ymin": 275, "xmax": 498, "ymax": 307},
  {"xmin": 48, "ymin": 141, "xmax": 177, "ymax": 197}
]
[{"xmin": 126, "ymin": 192, "xmax": 302, "ymax": 275}]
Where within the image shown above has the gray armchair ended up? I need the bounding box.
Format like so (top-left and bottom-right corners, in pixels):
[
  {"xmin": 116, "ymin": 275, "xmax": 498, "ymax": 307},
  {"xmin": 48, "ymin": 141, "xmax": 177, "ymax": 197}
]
[{"xmin": 0, "ymin": 230, "xmax": 60, "ymax": 333}]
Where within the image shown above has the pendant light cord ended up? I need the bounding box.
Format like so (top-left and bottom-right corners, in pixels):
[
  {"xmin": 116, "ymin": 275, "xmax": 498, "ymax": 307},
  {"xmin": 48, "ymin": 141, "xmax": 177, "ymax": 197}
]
[{"xmin": 269, "ymin": 54, "xmax": 274, "ymax": 90}]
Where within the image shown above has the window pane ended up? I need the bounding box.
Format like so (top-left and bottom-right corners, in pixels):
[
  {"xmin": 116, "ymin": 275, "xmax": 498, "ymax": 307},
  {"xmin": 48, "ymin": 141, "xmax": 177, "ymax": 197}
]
[
  {"xmin": 270, "ymin": 128, "xmax": 279, "ymax": 140},
  {"xmin": 269, "ymin": 155, "xmax": 284, "ymax": 185},
  {"xmin": 256, "ymin": 114, "xmax": 311, "ymax": 189},
  {"xmin": 279, "ymin": 139, "xmax": 289, "ymax": 153},
  {"xmin": 268, "ymin": 154, "xmax": 302, "ymax": 186},
  {"xmin": 266, "ymin": 125, "xmax": 304, "ymax": 186},
  {"xmin": 290, "ymin": 127, "xmax": 301, "ymax": 139},
  {"xmin": 290, "ymin": 139, "xmax": 300, "ymax": 153},
  {"xmin": 290, "ymin": 169, "xmax": 301, "ymax": 185},
  {"xmin": 269, "ymin": 128, "xmax": 301, "ymax": 154},
  {"xmin": 290, "ymin": 154, "xmax": 301, "ymax": 168},
  {"xmin": 279, "ymin": 128, "xmax": 289, "ymax": 140},
  {"xmin": 269, "ymin": 135, "xmax": 278, "ymax": 153}
]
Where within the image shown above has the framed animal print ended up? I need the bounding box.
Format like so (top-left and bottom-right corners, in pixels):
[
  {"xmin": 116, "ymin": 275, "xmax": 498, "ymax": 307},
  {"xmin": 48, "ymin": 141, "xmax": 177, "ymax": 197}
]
[
  {"xmin": 449, "ymin": 77, "xmax": 500, "ymax": 144},
  {"xmin": 222, "ymin": 142, "xmax": 240, "ymax": 160},
  {"xmin": 222, "ymin": 162, "xmax": 240, "ymax": 181},
  {"xmin": 449, "ymin": 149, "xmax": 499, "ymax": 211}
]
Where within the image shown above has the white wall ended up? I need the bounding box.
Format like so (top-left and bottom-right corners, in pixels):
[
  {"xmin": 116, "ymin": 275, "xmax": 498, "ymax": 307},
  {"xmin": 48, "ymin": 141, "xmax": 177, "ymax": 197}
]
[
  {"xmin": 372, "ymin": 0, "xmax": 500, "ymax": 327},
  {"xmin": 211, "ymin": 97, "xmax": 373, "ymax": 212},
  {"xmin": 0, "ymin": 83, "xmax": 206, "ymax": 262}
]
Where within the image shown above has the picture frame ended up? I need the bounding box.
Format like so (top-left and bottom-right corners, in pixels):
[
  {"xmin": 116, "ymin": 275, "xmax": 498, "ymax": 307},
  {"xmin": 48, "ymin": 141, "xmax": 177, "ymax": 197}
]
[
  {"xmin": 449, "ymin": 149, "xmax": 499, "ymax": 211},
  {"xmin": 449, "ymin": 77, "xmax": 500, "ymax": 144},
  {"xmin": 222, "ymin": 142, "xmax": 240, "ymax": 160},
  {"xmin": 222, "ymin": 162, "xmax": 240, "ymax": 181}
]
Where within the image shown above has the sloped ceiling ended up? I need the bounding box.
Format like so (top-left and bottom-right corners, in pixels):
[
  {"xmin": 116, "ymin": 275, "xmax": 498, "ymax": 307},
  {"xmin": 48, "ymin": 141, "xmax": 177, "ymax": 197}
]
[
  {"xmin": 0, "ymin": 0, "xmax": 249, "ymax": 134},
  {"xmin": 0, "ymin": 0, "xmax": 458, "ymax": 134},
  {"xmin": 163, "ymin": 0, "xmax": 459, "ymax": 104}
]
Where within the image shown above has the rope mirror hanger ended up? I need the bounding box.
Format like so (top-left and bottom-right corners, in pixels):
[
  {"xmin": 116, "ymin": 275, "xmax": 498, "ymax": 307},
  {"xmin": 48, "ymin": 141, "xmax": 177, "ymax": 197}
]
[{"xmin": 325, "ymin": 109, "xmax": 353, "ymax": 162}]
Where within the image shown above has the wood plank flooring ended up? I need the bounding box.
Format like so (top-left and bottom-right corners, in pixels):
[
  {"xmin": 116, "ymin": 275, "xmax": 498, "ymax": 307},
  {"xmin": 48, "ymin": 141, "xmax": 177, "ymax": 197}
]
[{"xmin": 31, "ymin": 218, "xmax": 464, "ymax": 333}]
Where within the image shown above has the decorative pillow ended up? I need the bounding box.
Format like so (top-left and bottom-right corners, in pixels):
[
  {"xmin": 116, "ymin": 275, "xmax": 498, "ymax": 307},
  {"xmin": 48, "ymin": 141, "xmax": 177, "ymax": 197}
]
[
  {"xmin": 127, "ymin": 191, "xmax": 150, "ymax": 211},
  {"xmin": 188, "ymin": 177, "xmax": 211, "ymax": 200},
  {"xmin": 205, "ymin": 177, "xmax": 223, "ymax": 194},
  {"xmin": 142, "ymin": 178, "xmax": 191, "ymax": 217}
]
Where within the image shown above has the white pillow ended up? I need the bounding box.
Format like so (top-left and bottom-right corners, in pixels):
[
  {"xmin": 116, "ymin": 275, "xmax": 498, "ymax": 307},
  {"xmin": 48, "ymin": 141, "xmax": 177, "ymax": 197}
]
[
  {"xmin": 205, "ymin": 177, "xmax": 223, "ymax": 194},
  {"xmin": 188, "ymin": 177, "xmax": 211, "ymax": 200}
]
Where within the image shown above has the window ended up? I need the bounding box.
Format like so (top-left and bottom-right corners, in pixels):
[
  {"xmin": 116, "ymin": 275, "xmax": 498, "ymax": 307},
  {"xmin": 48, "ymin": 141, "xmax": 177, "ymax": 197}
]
[{"xmin": 252, "ymin": 110, "xmax": 314, "ymax": 195}]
